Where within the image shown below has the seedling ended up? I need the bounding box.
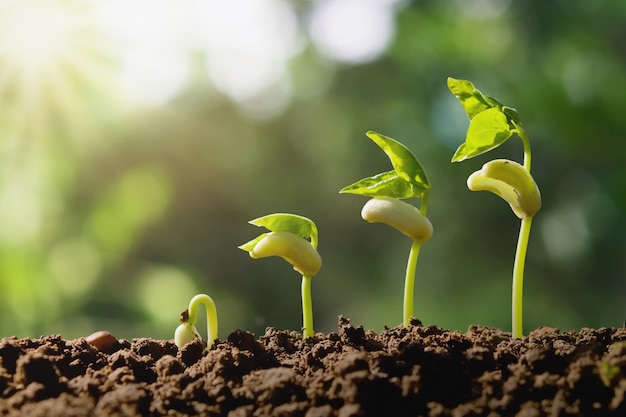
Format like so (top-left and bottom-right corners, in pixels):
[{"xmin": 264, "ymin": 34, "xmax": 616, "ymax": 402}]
[
  {"xmin": 174, "ymin": 293, "xmax": 219, "ymax": 348},
  {"xmin": 448, "ymin": 77, "xmax": 541, "ymax": 338},
  {"xmin": 239, "ymin": 213, "xmax": 321, "ymax": 338},
  {"xmin": 340, "ymin": 131, "xmax": 432, "ymax": 327}
]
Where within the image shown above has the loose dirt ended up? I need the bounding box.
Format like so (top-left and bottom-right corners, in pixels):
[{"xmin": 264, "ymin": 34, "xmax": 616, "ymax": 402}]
[{"xmin": 2, "ymin": 316, "xmax": 626, "ymax": 416}]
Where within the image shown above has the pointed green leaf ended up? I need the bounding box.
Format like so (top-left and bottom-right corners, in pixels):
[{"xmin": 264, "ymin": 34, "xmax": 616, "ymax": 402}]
[
  {"xmin": 453, "ymin": 108, "xmax": 512, "ymax": 162},
  {"xmin": 238, "ymin": 233, "xmax": 269, "ymax": 252},
  {"xmin": 248, "ymin": 213, "xmax": 318, "ymax": 248},
  {"xmin": 448, "ymin": 78, "xmax": 522, "ymax": 127},
  {"xmin": 451, "ymin": 143, "xmax": 468, "ymax": 163},
  {"xmin": 366, "ymin": 131, "xmax": 430, "ymax": 192},
  {"xmin": 447, "ymin": 77, "xmax": 494, "ymax": 120},
  {"xmin": 340, "ymin": 170, "xmax": 425, "ymax": 199}
]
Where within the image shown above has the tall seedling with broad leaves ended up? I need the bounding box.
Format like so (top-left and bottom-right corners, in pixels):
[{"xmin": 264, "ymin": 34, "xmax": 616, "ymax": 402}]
[
  {"xmin": 340, "ymin": 131, "xmax": 432, "ymax": 327},
  {"xmin": 448, "ymin": 77, "xmax": 541, "ymax": 338}
]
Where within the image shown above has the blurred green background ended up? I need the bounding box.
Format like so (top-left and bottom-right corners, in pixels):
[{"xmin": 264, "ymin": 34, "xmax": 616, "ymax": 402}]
[{"xmin": 0, "ymin": 0, "xmax": 625, "ymax": 340}]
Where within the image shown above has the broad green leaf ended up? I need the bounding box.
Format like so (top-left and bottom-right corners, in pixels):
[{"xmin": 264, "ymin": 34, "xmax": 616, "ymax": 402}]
[
  {"xmin": 340, "ymin": 170, "xmax": 428, "ymax": 199},
  {"xmin": 248, "ymin": 213, "xmax": 318, "ymax": 248},
  {"xmin": 448, "ymin": 78, "xmax": 521, "ymax": 126},
  {"xmin": 366, "ymin": 131, "xmax": 431, "ymax": 192},
  {"xmin": 451, "ymin": 143, "xmax": 468, "ymax": 162},
  {"xmin": 452, "ymin": 108, "xmax": 512, "ymax": 162},
  {"xmin": 447, "ymin": 77, "xmax": 493, "ymax": 120}
]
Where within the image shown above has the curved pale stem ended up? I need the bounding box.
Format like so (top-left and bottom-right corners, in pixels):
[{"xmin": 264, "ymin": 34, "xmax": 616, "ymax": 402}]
[
  {"xmin": 512, "ymin": 216, "xmax": 533, "ymax": 338},
  {"xmin": 301, "ymin": 275, "xmax": 314, "ymax": 338},
  {"xmin": 188, "ymin": 294, "xmax": 219, "ymax": 347}
]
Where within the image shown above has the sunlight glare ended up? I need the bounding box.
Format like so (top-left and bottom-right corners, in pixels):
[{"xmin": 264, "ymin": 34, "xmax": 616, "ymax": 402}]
[
  {"xmin": 309, "ymin": 0, "xmax": 397, "ymax": 64},
  {"xmin": 195, "ymin": 0, "xmax": 300, "ymax": 107},
  {"xmin": 119, "ymin": 48, "xmax": 189, "ymax": 106},
  {"xmin": 0, "ymin": 0, "xmax": 73, "ymax": 68},
  {"xmin": 0, "ymin": 0, "xmax": 118, "ymax": 138},
  {"xmin": 94, "ymin": 0, "xmax": 193, "ymax": 105}
]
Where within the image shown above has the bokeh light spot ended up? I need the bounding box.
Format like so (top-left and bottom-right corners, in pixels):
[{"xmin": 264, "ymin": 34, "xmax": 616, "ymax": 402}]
[
  {"xmin": 94, "ymin": 0, "xmax": 193, "ymax": 106},
  {"xmin": 136, "ymin": 266, "xmax": 197, "ymax": 326},
  {"xmin": 540, "ymin": 206, "xmax": 589, "ymax": 264},
  {"xmin": 454, "ymin": 0, "xmax": 512, "ymax": 19},
  {"xmin": 309, "ymin": 0, "xmax": 397, "ymax": 64},
  {"xmin": 48, "ymin": 238, "xmax": 102, "ymax": 298},
  {"xmin": 119, "ymin": 48, "xmax": 189, "ymax": 105},
  {"xmin": 84, "ymin": 166, "xmax": 171, "ymax": 256},
  {"xmin": 197, "ymin": 0, "xmax": 300, "ymax": 106}
]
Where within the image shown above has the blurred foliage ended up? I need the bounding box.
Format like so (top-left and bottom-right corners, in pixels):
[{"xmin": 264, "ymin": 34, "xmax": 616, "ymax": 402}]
[{"xmin": 0, "ymin": 0, "xmax": 625, "ymax": 340}]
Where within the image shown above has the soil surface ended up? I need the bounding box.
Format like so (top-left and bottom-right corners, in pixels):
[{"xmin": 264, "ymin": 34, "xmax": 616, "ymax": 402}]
[{"xmin": 2, "ymin": 316, "xmax": 626, "ymax": 416}]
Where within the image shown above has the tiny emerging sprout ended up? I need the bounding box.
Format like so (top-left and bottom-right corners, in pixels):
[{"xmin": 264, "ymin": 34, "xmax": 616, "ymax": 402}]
[
  {"xmin": 174, "ymin": 293, "xmax": 218, "ymax": 349},
  {"xmin": 239, "ymin": 213, "xmax": 321, "ymax": 338},
  {"xmin": 174, "ymin": 310, "xmax": 199, "ymax": 347},
  {"xmin": 361, "ymin": 196, "xmax": 433, "ymax": 243}
]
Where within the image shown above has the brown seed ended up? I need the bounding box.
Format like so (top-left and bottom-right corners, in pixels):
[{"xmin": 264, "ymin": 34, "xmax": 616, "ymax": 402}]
[{"xmin": 84, "ymin": 330, "xmax": 117, "ymax": 351}]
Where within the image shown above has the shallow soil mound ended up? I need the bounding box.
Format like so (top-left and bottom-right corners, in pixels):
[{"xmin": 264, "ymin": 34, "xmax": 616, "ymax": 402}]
[{"xmin": 2, "ymin": 316, "xmax": 626, "ymax": 416}]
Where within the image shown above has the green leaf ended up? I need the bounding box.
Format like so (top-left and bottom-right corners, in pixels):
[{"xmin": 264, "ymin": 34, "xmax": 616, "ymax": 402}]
[
  {"xmin": 451, "ymin": 143, "xmax": 468, "ymax": 162},
  {"xmin": 238, "ymin": 233, "xmax": 268, "ymax": 252},
  {"xmin": 340, "ymin": 170, "xmax": 424, "ymax": 199},
  {"xmin": 448, "ymin": 77, "xmax": 522, "ymax": 127},
  {"xmin": 447, "ymin": 77, "xmax": 494, "ymax": 120},
  {"xmin": 249, "ymin": 213, "xmax": 318, "ymax": 248},
  {"xmin": 452, "ymin": 108, "xmax": 512, "ymax": 162},
  {"xmin": 366, "ymin": 131, "xmax": 430, "ymax": 193},
  {"xmin": 502, "ymin": 106, "xmax": 522, "ymax": 125}
]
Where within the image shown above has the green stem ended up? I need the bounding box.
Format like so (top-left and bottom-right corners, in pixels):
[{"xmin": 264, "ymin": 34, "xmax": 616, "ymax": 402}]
[
  {"xmin": 512, "ymin": 216, "xmax": 533, "ymax": 338},
  {"xmin": 301, "ymin": 275, "xmax": 314, "ymax": 338},
  {"xmin": 403, "ymin": 239, "xmax": 422, "ymax": 327},
  {"xmin": 188, "ymin": 294, "xmax": 219, "ymax": 347},
  {"xmin": 512, "ymin": 122, "xmax": 532, "ymax": 171},
  {"xmin": 402, "ymin": 196, "xmax": 429, "ymax": 327}
]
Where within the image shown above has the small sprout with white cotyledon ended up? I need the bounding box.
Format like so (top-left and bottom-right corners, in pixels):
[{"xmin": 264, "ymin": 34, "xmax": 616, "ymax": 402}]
[{"xmin": 174, "ymin": 293, "xmax": 219, "ymax": 348}]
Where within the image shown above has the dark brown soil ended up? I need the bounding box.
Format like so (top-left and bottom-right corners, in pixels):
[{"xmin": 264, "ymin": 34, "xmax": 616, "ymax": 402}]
[{"xmin": 2, "ymin": 316, "xmax": 626, "ymax": 416}]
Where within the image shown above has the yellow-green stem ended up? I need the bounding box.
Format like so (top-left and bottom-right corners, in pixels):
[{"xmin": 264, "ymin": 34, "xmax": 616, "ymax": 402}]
[
  {"xmin": 188, "ymin": 294, "xmax": 219, "ymax": 347},
  {"xmin": 512, "ymin": 216, "xmax": 533, "ymax": 338},
  {"xmin": 403, "ymin": 197, "xmax": 429, "ymax": 327},
  {"xmin": 301, "ymin": 275, "xmax": 314, "ymax": 338},
  {"xmin": 513, "ymin": 122, "xmax": 532, "ymax": 171},
  {"xmin": 403, "ymin": 239, "xmax": 422, "ymax": 327}
]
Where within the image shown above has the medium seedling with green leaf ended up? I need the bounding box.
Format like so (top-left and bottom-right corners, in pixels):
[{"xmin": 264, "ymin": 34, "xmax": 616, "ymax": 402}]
[
  {"xmin": 174, "ymin": 293, "xmax": 219, "ymax": 348},
  {"xmin": 448, "ymin": 77, "xmax": 541, "ymax": 338},
  {"xmin": 239, "ymin": 213, "xmax": 321, "ymax": 338},
  {"xmin": 340, "ymin": 131, "xmax": 432, "ymax": 327}
]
